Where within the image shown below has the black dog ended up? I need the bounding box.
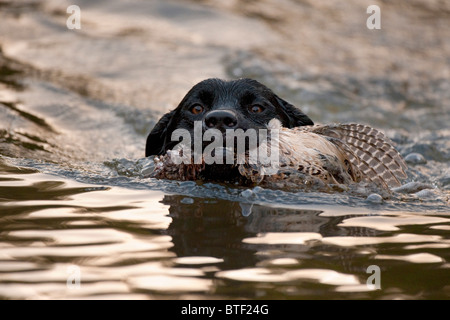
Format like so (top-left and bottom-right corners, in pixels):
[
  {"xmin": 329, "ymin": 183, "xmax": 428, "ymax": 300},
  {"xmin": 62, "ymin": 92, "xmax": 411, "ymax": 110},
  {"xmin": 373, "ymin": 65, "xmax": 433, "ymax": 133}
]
[{"xmin": 145, "ymin": 78, "xmax": 313, "ymax": 157}]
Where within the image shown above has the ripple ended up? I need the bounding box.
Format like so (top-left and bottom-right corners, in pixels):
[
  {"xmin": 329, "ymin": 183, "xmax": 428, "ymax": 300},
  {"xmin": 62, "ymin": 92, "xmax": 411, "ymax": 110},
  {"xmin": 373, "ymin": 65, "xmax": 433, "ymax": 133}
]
[
  {"xmin": 430, "ymin": 225, "xmax": 450, "ymax": 231},
  {"xmin": 174, "ymin": 256, "xmax": 224, "ymax": 265},
  {"xmin": 266, "ymin": 258, "xmax": 299, "ymax": 266},
  {"xmin": 0, "ymin": 261, "xmax": 38, "ymax": 272},
  {"xmin": 243, "ymin": 232, "xmax": 322, "ymax": 245},
  {"xmin": 9, "ymin": 228, "xmax": 135, "ymax": 246},
  {"xmin": 0, "ymin": 281, "xmax": 133, "ymax": 300},
  {"xmin": 338, "ymin": 215, "xmax": 450, "ymax": 231},
  {"xmin": 374, "ymin": 253, "xmax": 444, "ymax": 264},
  {"xmin": 322, "ymin": 234, "xmax": 442, "ymax": 247},
  {"xmin": 1, "ymin": 0, "xmax": 450, "ymax": 300},
  {"xmin": 128, "ymin": 275, "xmax": 213, "ymax": 293},
  {"xmin": 216, "ymin": 268, "xmax": 360, "ymax": 286},
  {"xmin": 0, "ymin": 236, "xmax": 173, "ymax": 258}
]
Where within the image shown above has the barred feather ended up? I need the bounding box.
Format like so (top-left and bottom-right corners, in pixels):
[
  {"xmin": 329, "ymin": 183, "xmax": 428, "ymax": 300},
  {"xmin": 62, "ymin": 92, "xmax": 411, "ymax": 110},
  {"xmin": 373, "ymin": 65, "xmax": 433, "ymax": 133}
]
[{"xmin": 308, "ymin": 124, "xmax": 407, "ymax": 187}]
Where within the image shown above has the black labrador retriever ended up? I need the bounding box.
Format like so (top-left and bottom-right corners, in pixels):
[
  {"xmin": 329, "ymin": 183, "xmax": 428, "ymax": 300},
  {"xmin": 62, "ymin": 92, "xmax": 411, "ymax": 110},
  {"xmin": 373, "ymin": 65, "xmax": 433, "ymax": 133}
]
[{"xmin": 145, "ymin": 78, "xmax": 313, "ymax": 157}]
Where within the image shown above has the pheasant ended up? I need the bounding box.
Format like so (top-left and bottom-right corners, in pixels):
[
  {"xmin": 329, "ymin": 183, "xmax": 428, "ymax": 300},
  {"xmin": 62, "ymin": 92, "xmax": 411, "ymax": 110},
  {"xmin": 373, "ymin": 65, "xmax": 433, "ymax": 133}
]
[{"xmin": 151, "ymin": 119, "xmax": 407, "ymax": 192}]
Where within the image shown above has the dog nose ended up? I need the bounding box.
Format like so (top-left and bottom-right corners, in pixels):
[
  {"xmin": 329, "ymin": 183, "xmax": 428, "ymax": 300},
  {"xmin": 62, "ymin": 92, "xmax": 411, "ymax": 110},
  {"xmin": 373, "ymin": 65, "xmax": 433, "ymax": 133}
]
[{"xmin": 204, "ymin": 110, "xmax": 238, "ymax": 130}]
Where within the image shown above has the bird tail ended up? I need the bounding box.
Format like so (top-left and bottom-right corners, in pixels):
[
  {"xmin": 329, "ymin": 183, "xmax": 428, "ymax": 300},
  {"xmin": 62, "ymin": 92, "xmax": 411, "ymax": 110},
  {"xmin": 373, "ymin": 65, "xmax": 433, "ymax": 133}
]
[{"xmin": 311, "ymin": 124, "xmax": 408, "ymax": 188}]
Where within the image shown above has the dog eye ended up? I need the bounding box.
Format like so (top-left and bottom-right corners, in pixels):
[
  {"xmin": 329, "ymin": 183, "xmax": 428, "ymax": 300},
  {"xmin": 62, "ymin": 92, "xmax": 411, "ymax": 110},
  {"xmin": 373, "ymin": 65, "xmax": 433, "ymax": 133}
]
[
  {"xmin": 190, "ymin": 104, "xmax": 204, "ymax": 115},
  {"xmin": 249, "ymin": 105, "xmax": 264, "ymax": 113}
]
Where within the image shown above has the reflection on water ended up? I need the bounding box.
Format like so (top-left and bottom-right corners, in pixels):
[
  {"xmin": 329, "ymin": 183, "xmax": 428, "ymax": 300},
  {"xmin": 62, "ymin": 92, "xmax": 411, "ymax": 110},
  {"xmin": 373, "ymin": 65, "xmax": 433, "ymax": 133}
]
[
  {"xmin": 0, "ymin": 0, "xmax": 449, "ymax": 300},
  {"xmin": 1, "ymin": 160, "xmax": 449, "ymax": 299}
]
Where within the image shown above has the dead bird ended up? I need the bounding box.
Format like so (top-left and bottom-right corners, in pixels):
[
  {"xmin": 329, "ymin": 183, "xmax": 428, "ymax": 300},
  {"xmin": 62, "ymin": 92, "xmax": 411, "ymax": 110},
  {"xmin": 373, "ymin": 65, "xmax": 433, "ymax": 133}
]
[{"xmin": 151, "ymin": 119, "xmax": 407, "ymax": 192}]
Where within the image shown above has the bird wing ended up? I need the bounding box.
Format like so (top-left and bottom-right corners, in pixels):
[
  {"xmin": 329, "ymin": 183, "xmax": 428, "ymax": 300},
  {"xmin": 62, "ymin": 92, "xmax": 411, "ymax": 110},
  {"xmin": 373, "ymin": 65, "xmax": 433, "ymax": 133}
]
[
  {"xmin": 308, "ymin": 123, "xmax": 408, "ymax": 188},
  {"xmin": 238, "ymin": 120, "xmax": 360, "ymax": 187}
]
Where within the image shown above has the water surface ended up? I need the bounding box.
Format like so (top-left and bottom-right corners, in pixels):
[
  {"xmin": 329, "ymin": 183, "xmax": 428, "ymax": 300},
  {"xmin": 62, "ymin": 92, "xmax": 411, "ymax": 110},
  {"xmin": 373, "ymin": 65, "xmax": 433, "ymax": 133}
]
[{"xmin": 0, "ymin": 0, "xmax": 449, "ymax": 299}]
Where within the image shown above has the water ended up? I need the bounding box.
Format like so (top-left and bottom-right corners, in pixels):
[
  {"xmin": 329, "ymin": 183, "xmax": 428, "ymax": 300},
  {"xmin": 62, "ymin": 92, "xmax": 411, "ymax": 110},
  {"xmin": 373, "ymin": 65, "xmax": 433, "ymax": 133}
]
[{"xmin": 0, "ymin": 0, "xmax": 449, "ymax": 299}]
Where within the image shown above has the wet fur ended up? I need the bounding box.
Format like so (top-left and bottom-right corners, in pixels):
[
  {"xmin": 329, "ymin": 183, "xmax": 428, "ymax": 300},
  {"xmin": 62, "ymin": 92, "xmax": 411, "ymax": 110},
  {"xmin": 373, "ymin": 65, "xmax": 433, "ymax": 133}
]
[{"xmin": 145, "ymin": 78, "xmax": 313, "ymax": 157}]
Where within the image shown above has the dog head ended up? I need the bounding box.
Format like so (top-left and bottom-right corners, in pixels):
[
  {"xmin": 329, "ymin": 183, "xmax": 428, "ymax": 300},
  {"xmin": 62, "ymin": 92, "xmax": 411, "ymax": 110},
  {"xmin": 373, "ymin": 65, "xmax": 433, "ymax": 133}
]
[{"xmin": 145, "ymin": 78, "xmax": 313, "ymax": 157}]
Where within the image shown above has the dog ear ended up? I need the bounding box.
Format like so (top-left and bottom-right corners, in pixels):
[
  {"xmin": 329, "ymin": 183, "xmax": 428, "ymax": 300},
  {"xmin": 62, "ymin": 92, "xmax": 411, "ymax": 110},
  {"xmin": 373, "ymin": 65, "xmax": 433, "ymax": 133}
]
[
  {"xmin": 274, "ymin": 96, "xmax": 314, "ymax": 128},
  {"xmin": 145, "ymin": 110, "xmax": 176, "ymax": 157}
]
